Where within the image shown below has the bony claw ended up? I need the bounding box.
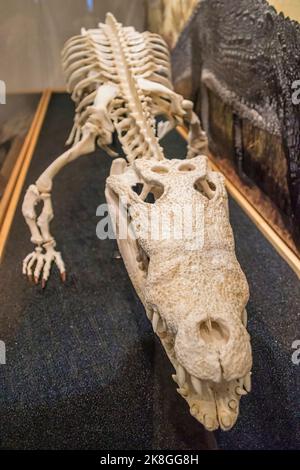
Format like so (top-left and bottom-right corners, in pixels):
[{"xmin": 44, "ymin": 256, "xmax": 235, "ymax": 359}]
[{"xmin": 22, "ymin": 241, "xmax": 66, "ymax": 288}]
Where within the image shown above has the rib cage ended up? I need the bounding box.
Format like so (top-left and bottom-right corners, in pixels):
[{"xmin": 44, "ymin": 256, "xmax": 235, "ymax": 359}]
[{"xmin": 61, "ymin": 13, "xmax": 174, "ymax": 161}]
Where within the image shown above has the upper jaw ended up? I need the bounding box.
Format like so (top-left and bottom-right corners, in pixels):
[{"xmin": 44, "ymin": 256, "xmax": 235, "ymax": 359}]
[
  {"xmin": 174, "ymin": 309, "xmax": 252, "ymax": 383},
  {"xmin": 147, "ymin": 302, "xmax": 252, "ymax": 384},
  {"xmin": 146, "ymin": 304, "xmax": 252, "ymax": 431}
]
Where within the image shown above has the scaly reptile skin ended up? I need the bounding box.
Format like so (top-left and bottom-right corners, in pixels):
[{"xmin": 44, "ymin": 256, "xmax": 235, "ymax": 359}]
[{"xmin": 172, "ymin": 0, "xmax": 300, "ymax": 247}]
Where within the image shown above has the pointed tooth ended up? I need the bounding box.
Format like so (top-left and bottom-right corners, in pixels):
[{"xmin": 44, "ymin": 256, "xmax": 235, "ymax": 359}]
[
  {"xmin": 235, "ymin": 386, "xmax": 247, "ymax": 396},
  {"xmin": 157, "ymin": 318, "xmax": 166, "ymax": 334},
  {"xmin": 176, "ymin": 387, "xmax": 188, "ymax": 397},
  {"xmin": 228, "ymin": 399, "xmax": 238, "ymax": 411},
  {"xmin": 177, "ymin": 364, "xmax": 186, "ymax": 387},
  {"xmin": 172, "ymin": 374, "xmax": 178, "ymax": 384},
  {"xmin": 190, "ymin": 404, "xmax": 199, "ymax": 417},
  {"xmin": 244, "ymin": 373, "xmax": 252, "ymax": 393},
  {"xmin": 146, "ymin": 308, "xmax": 153, "ymax": 321},
  {"xmin": 158, "ymin": 330, "xmax": 167, "ymax": 339},
  {"xmin": 152, "ymin": 311, "xmax": 159, "ymax": 332},
  {"xmin": 191, "ymin": 375, "xmax": 202, "ymax": 395}
]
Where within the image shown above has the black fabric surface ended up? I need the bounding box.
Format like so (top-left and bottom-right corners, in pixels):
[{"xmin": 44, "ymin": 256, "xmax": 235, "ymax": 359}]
[{"xmin": 0, "ymin": 93, "xmax": 299, "ymax": 450}]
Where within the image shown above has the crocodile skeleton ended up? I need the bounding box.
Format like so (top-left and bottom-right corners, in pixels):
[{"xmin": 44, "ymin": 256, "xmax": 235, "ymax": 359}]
[{"xmin": 21, "ymin": 13, "xmax": 252, "ymax": 432}]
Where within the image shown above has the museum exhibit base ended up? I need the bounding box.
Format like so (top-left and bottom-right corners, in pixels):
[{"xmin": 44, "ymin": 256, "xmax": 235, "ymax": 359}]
[{"xmin": 0, "ymin": 93, "xmax": 299, "ymax": 450}]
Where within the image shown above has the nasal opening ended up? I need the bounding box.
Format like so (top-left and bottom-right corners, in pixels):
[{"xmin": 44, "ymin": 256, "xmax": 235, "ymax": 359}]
[{"xmin": 199, "ymin": 319, "xmax": 229, "ymax": 346}]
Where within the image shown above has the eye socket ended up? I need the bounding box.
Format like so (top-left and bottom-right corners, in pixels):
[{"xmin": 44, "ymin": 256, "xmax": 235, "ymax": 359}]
[
  {"xmin": 131, "ymin": 182, "xmax": 164, "ymax": 204},
  {"xmin": 131, "ymin": 183, "xmax": 144, "ymax": 195},
  {"xmin": 193, "ymin": 178, "xmax": 216, "ymax": 199},
  {"xmin": 151, "ymin": 165, "xmax": 169, "ymax": 174},
  {"xmin": 178, "ymin": 163, "xmax": 196, "ymax": 172}
]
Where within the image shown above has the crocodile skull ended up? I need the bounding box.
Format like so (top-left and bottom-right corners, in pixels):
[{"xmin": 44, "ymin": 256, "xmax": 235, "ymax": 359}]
[{"xmin": 105, "ymin": 155, "xmax": 252, "ymax": 431}]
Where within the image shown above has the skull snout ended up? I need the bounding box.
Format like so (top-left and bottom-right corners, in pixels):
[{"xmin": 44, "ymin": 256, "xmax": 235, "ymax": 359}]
[{"xmin": 174, "ymin": 310, "xmax": 252, "ymax": 384}]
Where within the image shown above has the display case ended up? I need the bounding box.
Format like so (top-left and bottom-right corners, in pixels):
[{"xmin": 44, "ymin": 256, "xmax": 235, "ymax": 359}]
[{"xmin": 0, "ymin": 0, "xmax": 299, "ymax": 452}]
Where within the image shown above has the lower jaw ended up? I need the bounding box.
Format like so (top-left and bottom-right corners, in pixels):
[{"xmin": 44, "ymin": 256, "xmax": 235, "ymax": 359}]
[{"xmin": 146, "ymin": 306, "xmax": 250, "ymax": 432}]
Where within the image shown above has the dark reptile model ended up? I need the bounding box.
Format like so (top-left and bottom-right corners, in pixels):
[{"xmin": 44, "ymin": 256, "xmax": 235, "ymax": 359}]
[{"xmin": 172, "ymin": 0, "xmax": 300, "ymax": 248}]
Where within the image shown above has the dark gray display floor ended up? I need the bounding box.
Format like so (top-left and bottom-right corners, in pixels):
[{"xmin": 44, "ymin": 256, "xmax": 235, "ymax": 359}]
[{"xmin": 0, "ymin": 93, "xmax": 299, "ymax": 450}]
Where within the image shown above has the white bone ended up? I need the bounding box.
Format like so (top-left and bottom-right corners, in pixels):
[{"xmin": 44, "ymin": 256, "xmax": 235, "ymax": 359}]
[
  {"xmin": 152, "ymin": 311, "xmax": 160, "ymax": 333},
  {"xmin": 177, "ymin": 364, "xmax": 186, "ymax": 387},
  {"xmin": 191, "ymin": 376, "xmax": 203, "ymax": 395},
  {"xmin": 244, "ymin": 373, "xmax": 252, "ymax": 393}
]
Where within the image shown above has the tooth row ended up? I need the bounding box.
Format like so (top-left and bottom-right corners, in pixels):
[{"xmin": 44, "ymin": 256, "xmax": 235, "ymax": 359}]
[
  {"xmin": 147, "ymin": 307, "xmax": 251, "ymax": 407},
  {"xmin": 171, "ymin": 363, "xmax": 251, "ymax": 432},
  {"xmin": 173, "ymin": 363, "xmax": 203, "ymax": 396},
  {"xmin": 172, "ymin": 364, "xmax": 251, "ymax": 402}
]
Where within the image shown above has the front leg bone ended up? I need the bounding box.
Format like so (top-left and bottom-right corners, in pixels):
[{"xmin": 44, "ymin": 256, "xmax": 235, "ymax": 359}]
[
  {"xmin": 182, "ymin": 100, "xmax": 208, "ymax": 158},
  {"xmin": 22, "ymin": 132, "xmax": 95, "ymax": 287},
  {"xmin": 22, "ymin": 241, "xmax": 65, "ymax": 287},
  {"xmin": 138, "ymin": 77, "xmax": 185, "ymax": 120},
  {"xmin": 138, "ymin": 78, "xmax": 208, "ymax": 156}
]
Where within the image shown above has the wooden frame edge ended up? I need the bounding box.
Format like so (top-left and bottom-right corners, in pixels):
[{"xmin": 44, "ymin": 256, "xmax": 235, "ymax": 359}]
[
  {"xmin": 177, "ymin": 126, "xmax": 300, "ymax": 279},
  {"xmin": 6, "ymin": 87, "xmax": 66, "ymax": 95},
  {"xmin": 0, "ymin": 91, "xmax": 47, "ymax": 226},
  {"xmin": 0, "ymin": 90, "xmax": 52, "ymax": 262}
]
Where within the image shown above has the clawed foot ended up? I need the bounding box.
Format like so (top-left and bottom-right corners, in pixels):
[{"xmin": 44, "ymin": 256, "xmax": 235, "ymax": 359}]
[{"xmin": 22, "ymin": 241, "xmax": 66, "ymax": 288}]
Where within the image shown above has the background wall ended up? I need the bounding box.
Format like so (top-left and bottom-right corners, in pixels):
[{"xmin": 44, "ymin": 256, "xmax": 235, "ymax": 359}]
[
  {"xmin": 1, "ymin": 1, "xmax": 300, "ymax": 93},
  {"xmin": 268, "ymin": 0, "xmax": 300, "ymax": 22},
  {"xmin": 147, "ymin": 0, "xmax": 199, "ymax": 48},
  {"xmin": 0, "ymin": 0, "xmax": 147, "ymax": 92}
]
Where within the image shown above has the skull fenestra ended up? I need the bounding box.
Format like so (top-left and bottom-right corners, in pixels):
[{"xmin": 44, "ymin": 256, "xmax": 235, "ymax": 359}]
[{"xmin": 106, "ymin": 154, "xmax": 252, "ymax": 432}]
